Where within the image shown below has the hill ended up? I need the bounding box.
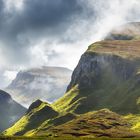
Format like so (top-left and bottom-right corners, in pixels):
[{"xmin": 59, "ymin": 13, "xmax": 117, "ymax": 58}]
[
  {"xmin": 4, "ymin": 105, "xmax": 139, "ymax": 138},
  {"xmin": 0, "ymin": 90, "xmax": 26, "ymax": 132},
  {"xmin": 35, "ymin": 109, "xmax": 139, "ymax": 138},
  {"xmin": 3, "ymin": 100, "xmax": 58, "ymax": 136},
  {"xmin": 6, "ymin": 66, "xmax": 72, "ymax": 107}
]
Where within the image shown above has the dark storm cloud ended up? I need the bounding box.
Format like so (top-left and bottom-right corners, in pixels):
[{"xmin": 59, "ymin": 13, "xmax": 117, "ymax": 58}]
[
  {"xmin": 0, "ymin": 0, "xmax": 92, "ymax": 65},
  {"xmin": 2, "ymin": 0, "xmax": 85, "ymax": 37},
  {"xmin": 22, "ymin": 0, "xmax": 82, "ymax": 29},
  {"xmin": 1, "ymin": 0, "xmax": 138, "ymax": 68}
]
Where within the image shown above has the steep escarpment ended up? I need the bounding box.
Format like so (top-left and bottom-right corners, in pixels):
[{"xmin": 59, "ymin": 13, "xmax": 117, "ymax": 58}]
[
  {"xmin": 54, "ymin": 40, "xmax": 140, "ymax": 114},
  {"xmin": 0, "ymin": 90, "xmax": 26, "ymax": 132}
]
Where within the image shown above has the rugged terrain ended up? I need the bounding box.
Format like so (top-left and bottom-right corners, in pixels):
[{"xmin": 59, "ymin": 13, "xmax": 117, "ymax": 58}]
[
  {"xmin": 54, "ymin": 39, "xmax": 140, "ymax": 115},
  {"xmin": 4, "ymin": 104, "xmax": 139, "ymax": 138},
  {"xmin": 6, "ymin": 66, "xmax": 72, "ymax": 107},
  {"xmin": 3, "ymin": 22, "xmax": 140, "ymax": 138},
  {"xmin": 0, "ymin": 90, "xmax": 26, "ymax": 132}
]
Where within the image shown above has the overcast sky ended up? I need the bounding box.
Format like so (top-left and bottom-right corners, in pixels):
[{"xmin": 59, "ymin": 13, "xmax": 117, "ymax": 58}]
[{"xmin": 0, "ymin": 0, "xmax": 140, "ymax": 88}]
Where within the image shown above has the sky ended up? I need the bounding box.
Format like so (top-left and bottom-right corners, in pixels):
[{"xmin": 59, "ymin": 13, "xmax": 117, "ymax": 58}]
[{"xmin": 0, "ymin": 0, "xmax": 140, "ymax": 88}]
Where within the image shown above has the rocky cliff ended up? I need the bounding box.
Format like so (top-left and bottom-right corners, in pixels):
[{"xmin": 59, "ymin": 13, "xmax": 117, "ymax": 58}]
[{"xmin": 54, "ymin": 40, "xmax": 140, "ymax": 114}]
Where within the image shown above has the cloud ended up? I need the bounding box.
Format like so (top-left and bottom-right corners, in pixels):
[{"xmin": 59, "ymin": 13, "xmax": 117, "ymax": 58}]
[
  {"xmin": 0, "ymin": 0, "xmax": 85, "ymax": 67},
  {"xmin": 4, "ymin": 70, "xmax": 18, "ymax": 81},
  {"xmin": 0, "ymin": 0, "xmax": 140, "ymax": 87}
]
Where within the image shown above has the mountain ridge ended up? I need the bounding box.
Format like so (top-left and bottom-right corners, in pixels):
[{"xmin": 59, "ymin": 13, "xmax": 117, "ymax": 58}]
[
  {"xmin": 4, "ymin": 22, "xmax": 140, "ymax": 138},
  {"xmin": 6, "ymin": 66, "xmax": 72, "ymax": 107}
]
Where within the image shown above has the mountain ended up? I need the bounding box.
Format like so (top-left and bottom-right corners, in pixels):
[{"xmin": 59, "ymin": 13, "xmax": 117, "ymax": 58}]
[
  {"xmin": 0, "ymin": 90, "xmax": 26, "ymax": 132},
  {"xmin": 106, "ymin": 22, "xmax": 140, "ymax": 40},
  {"xmin": 4, "ymin": 102, "xmax": 139, "ymax": 138},
  {"xmin": 4, "ymin": 22, "xmax": 140, "ymax": 138},
  {"xmin": 53, "ymin": 39, "xmax": 140, "ymax": 114},
  {"xmin": 6, "ymin": 66, "xmax": 72, "ymax": 107},
  {"xmin": 3, "ymin": 99, "xmax": 59, "ymax": 136}
]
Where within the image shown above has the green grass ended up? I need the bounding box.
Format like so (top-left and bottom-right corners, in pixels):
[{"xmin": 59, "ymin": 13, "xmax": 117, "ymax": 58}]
[
  {"xmin": 3, "ymin": 101, "xmax": 59, "ymax": 136},
  {"xmin": 87, "ymin": 40, "xmax": 140, "ymax": 59},
  {"xmin": 1, "ymin": 136, "xmax": 140, "ymax": 140}
]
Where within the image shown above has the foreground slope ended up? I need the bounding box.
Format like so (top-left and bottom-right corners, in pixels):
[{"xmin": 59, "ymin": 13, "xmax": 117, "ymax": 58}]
[
  {"xmin": 5, "ymin": 105, "xmax": 139, "ymax": 138},
  {"xmin": 3, "ymin": 100, "xmax": 58, "ymax": 136},
  {"xmin": 6, "ymin": 66, "xmax": 72, "ymax": 107},
  {"xmin": 35, "ymin": 109, "xmax": 139, "ymax": 138},
  {"xmin": 0, "ymin": 90, "xmax": 26, "ymax": 132}
]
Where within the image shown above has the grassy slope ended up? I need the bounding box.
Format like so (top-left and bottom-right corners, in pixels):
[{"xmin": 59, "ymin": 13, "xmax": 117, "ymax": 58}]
[
  {"xmin": 35, "ymin": 109, "xmax": 139, "ymax": 138},
  {"xmin": 3, "ymin": 100, "xmax": 58, "ymax": 136},
  {"xmin": 87, "ymin": 40, "xmax": 140, "ymax": 58},
  {"xmin": 2, "ymin": 137, "xmax": 140, "ymax": 140},
  {"xmin": 53, "ymin": 66, "xmax": 140, "ymax": 115}
]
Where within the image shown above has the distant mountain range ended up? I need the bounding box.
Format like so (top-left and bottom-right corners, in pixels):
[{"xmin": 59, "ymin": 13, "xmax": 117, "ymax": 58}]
[
  {"xmin": 3, "ymin": 22, "xmax": 140, "ymax": 138},
  {"xmin": 6, "ymin": 66, "xmax": 72, "ymax": 107},
  {"xmin": 0, "ymin": 90, "xmax": 26, "ymax": 132}
]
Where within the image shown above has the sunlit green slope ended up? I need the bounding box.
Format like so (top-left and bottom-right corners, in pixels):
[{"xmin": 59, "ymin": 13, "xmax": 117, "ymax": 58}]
[{"xmin": 3, "ymin": 100, "xmax": 58, "ymax": 136}]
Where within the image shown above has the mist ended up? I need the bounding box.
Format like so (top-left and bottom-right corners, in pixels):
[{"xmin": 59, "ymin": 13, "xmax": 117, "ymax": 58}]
[{"xmin": 0, "ymin": 0, "xmax": 140, "ymax": 88}]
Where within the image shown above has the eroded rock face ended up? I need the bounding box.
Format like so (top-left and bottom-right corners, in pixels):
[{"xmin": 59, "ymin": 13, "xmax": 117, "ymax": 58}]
[
  {"xmin": 55, "ymin": 40, "xmax": 140, "ymax": 114},
  {"xmin": 67, "ymin": 52, "xmax": 137, "ymax": 91}
]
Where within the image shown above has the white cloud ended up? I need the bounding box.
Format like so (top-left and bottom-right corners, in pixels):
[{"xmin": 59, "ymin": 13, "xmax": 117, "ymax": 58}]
[
  {"xmin": 1, "ymin": 0, "xmax": 140, "ymax": 88},
  {"xmin": 4, "ymin": 0, "xmax": 24, "ymax": 11},
  {"xmin": 28, "ymin": 0, "xmax": 140, "ymax": 70},
  {"xmin": 4, "ymin": 70, "xmax": 18, "ymax": 81}
]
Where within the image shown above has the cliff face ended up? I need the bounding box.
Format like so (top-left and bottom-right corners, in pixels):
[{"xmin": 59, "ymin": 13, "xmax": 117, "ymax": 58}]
[
  {"xmin": 67, "ymin": 52, "xmax": 136, "ymax": 91},
  {"xmin": 54, "ymin": 40, "xmax": 140, "ymax": 114}
]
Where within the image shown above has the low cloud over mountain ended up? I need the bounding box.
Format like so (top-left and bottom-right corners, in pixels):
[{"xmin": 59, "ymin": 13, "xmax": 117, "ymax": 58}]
[{"xmin": 6, "ymin": 66, "xmax": 72, "ymax": 107}]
